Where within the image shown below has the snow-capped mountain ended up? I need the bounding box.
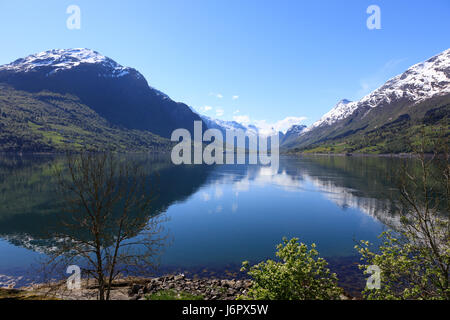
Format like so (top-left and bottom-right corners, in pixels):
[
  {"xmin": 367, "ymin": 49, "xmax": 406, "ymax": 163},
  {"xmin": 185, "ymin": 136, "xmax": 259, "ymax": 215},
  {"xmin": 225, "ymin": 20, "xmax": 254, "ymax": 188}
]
[
  {"xmin": 0, "ymin": 48, "xmax": 139, "ymax": 78},
  {"xmin": 305, "ymin": 99, "xmax": 356, "ymax": 131},
  {"xmin": 281, "ymin": 124, "xmax": 307, "ymax": 146},
  {"xmin": 284, "ymin": 48, "xmax": 450, "ymax": 149},
  {"xmin": 285, "ymin": 124, "xmax": 307, "ymax": 136},
  {"xmin": 200, "ymin": 115, "xmax": 259, "ymax": 136},
  {"xmin": 359, "ymin": 48, "xmax": 450, "ymax": 106},
  {"xmin": 306, "ymin": 49, "xmax": 450, "ymax": 133},
  {"xmin": 0, "ymin": 48, "xmax": 203, "ymax": 138},
  {"xmin": 199, "ymin": 115, "xmax": 295, "ymax": 143}
]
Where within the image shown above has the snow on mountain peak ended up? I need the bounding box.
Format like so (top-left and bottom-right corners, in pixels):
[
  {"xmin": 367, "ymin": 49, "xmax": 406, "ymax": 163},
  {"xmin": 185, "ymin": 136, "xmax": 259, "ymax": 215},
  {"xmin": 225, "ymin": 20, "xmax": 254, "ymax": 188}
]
[
  {"xmin": 359, "ymin": 48, "xmax": 450, "ymax": 108},
  {"xmin": 0, "ymin": 48, "xmax": 137, "ymax": 78},
  {"xmin": 306, "ymin": 48, "xmax": 450, "ymax": 132},
  {"xmin": 200, "ymin": 115, "xmax": 259, "ymax": 135},
  {"xmin": 285, "ymin": 124, "xmax": 307, "ymax": 135},
  {"xmin": 200, "ymin": 114, "xmax": 307, "ymax": 137},
  {"xmin": 305, "ymin": 99, "xmax": 357, "ymax": 132}
]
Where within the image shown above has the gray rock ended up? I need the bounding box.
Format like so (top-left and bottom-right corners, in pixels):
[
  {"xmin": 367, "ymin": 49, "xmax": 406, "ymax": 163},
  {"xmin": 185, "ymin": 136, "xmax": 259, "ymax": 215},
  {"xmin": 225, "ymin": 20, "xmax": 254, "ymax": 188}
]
[
  {"xmin": 128, "ymin": 284, "xmax": 143, "ymax": 296},
  {"xmin": 174, "ymin": 274, "xmax": 185, "ymax": 281}
]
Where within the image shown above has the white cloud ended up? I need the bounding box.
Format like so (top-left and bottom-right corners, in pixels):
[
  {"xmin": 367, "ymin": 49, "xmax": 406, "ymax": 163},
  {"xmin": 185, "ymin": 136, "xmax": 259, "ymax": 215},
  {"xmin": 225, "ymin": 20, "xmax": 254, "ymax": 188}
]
[
  {"xmin": 232, "ymin": 115, "xmax": 250, "ymax": 124},
  {"xmin": 233, "ymin": 178, "xmax": 250, "ymax": 192},
  {"xmin": 209, "ymin": 92, "xmax": 223, "ymax": 99},
  {"xmin": 197, "ymin": 105, "xmax": 212, "ymax": 113},
  {"xmin": 216, "ymin": 108, "xmax": 224, "ymax": 117},
  {"xmin": 214, "ymin": 186, "xmax": 223, "ymax": 199},
  {"xmin": 233, "ymin": 109, "xmax": 240, "ymax": 114},
  {"xmin": 201, "ymin": 192, "xmax": 211, "ymax": 201},
  {"xmin": 271, "ymin": 116, "xmax": 308, "ymax": 133},
  {"xmin": 232, "ymin": 95, "xmax": 239, "ymax": 100}
]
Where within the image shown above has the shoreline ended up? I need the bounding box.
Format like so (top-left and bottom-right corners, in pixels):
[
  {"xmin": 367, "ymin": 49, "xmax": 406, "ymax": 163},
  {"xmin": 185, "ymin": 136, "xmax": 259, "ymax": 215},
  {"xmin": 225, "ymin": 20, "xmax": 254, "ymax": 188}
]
[
  {"xmin": 0, "ymin": 150, "xmax": 424, "ymax": 158},
  {"xmin": 282, "ymin": 152, "xmax": 424, "ymax": 158},
  {"xmin": 0, "ymin": 255, "xmax": 366, "ymax": 298},
  {"xmin": 12, "ymin": 275, "xmax": 253, "ymax": 300},
  {"xmin": 1, "ymin": 274, "xmax": 355, "ymax": 300}
]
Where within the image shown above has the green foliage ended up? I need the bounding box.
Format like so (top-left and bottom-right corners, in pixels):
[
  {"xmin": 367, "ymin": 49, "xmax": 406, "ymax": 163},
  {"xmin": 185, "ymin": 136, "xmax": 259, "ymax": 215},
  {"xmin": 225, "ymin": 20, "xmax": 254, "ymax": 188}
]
[
  {"xmin": 238, "ymin": 237, "xmax": 342, "ymax": 300},
  {"xmin": 145, "ymin": 290, "xmax": 203, "ymax": 300},
  {"xmin": 355, "ymin": 231, "xmax": 449, "ymax": 300},
  {"xmin": 0, "ymin": 84, "xmax": 172, "ymax": 152},
  {"xmin": 297, "ymin": 122, "xmax": 448, "ymax": 155},
  {"xmin": 356, "ymin": 144, "xmax": 450, "ymax": 300},
  {"xmin": 288, "ymin": 102, "xmax": 450, "ymax": 154}
]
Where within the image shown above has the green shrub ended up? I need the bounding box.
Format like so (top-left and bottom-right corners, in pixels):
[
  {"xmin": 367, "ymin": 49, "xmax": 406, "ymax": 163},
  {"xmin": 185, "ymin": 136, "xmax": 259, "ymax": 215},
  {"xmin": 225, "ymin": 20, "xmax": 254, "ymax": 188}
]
[
  {"xmin": 356, "ymin": 231, "xmax": 449, "ymax": 300},
  {"xmin": 239, "ymin": 237, "xmax": 342, "ymax": 300},
  {"xmin": 356, "ymin": 144, "xmax": 450, "ymax": 300}
]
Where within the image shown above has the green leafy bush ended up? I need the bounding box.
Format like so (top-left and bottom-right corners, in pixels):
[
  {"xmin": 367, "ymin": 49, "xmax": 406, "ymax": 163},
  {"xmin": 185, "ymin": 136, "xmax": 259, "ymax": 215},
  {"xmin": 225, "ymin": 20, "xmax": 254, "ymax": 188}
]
[
  {"xmin": 356, "ymin": 144, "xmax": 450, "ymax": 300},
  {"xmin": 239, "ymin": 237, "xmax": 342, "ymax": 300},
  {"xmin": 356, "ymin": 231, "xmax": 449, "ymax": 300}
]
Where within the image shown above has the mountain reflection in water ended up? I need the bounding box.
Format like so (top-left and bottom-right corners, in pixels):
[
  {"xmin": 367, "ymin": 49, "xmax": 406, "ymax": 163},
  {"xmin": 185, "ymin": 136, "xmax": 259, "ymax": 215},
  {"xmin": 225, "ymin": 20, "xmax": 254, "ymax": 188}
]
[{"xmin": 0, "ymin": 154, "xmax": 423, "ymax": 294}]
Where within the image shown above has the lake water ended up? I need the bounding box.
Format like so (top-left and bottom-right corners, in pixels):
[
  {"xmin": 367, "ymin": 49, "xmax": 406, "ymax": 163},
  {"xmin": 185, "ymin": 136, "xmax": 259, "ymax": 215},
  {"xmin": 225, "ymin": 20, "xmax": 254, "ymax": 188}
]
[{"xmin": 0, "ymin": 154, "xmax": 407, "ymax": 294}]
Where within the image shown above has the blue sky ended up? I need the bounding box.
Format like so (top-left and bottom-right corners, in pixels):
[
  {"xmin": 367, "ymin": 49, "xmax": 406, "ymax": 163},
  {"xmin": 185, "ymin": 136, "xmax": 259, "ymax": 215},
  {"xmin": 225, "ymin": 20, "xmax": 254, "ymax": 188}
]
[{"xmin": 0, "ymin": 0, "xmax": 449, "ymax": 131}]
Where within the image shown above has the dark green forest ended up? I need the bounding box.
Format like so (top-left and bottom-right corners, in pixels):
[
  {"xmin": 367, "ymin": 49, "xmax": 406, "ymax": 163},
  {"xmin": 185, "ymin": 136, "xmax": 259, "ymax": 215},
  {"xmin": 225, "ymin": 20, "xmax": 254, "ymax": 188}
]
[{"xmin": 0, "ymin": 84, "xmax": 172, "ymax": 153}]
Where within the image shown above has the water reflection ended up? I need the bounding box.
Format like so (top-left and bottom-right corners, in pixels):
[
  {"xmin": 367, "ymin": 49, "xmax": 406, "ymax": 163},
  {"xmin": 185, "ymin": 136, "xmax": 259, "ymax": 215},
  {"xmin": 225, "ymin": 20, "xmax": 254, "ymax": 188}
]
[
  {"xmin": 0, "ymin": 154, "xmax": 422, "ymax": 291},
  {"xmin": 0, "ymin": 154, "xmax": 213, "ymax": 250}
]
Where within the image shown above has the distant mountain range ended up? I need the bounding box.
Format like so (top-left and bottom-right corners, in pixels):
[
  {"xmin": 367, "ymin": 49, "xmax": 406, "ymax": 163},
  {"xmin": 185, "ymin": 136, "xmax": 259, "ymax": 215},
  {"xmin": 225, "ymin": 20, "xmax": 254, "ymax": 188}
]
[
  {"xmin": 0, "ymin": 48, "xmax": 448, "ymax": 153},
  {"xmin": 200, "ymin": 115, "xmax": 260, "ymax": 137},
  {"xmin": 281, "ymin": 48, "xmax": 450, "ymax": 153}
]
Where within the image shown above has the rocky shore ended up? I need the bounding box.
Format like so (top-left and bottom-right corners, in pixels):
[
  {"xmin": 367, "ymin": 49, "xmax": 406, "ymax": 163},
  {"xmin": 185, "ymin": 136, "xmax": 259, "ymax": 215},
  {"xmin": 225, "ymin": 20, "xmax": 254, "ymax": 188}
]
[
  {"xmin": 4, "ymin": 274, "xmax": 355, "ymax": 300},
  {"xmin": 127, "ymin": 274, "xmax": 253, "ymax": 300},
  {"xmin": 11, "ymin": 274, "xmax": 253, "ymax": 300}
]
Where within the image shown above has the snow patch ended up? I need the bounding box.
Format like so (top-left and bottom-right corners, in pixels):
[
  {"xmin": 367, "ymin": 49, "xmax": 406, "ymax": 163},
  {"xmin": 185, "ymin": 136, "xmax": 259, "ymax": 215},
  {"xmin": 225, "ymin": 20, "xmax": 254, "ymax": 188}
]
[
  {"xmin": 306, "ymin": 48, "xmax": 450, "ymax": 132},
  {"xmin": 0, "ymin": 48, "xmax": 138, "ymax": 79}
]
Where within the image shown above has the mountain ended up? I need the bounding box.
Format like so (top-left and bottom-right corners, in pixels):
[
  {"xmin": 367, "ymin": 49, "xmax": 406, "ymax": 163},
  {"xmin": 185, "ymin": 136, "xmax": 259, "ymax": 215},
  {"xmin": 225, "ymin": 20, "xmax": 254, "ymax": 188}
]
[
  {"xmin": 0, "ymin": 83, "xmax": 170, "ymax": 152},
  {"xmin": 0, "ymin": 48, "xmax": 204, "ymax": 141},
  {"xmin": 281, "ymin": 124, "xmax": 307, "ymax": 146},
  {"xmin": 283, "ymin": 48, "xmax": 450, "ymax": 153},
  {"xmin": 200, "ymin": 115, "xmax": 259, "ymax": 137},
  {"xmin": 199, "ymin": 115, "xmax": 294, "ymax": 140}
]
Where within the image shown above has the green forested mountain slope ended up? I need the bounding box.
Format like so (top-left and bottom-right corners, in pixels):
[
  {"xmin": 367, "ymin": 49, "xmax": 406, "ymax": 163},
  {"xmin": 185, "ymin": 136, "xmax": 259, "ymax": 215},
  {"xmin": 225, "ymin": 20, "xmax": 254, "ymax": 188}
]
[
  {"xmin": 284, "ymin": 48, "xmax": 450, "ymax": 154},
  {"xmin": 286, "ymin": 95, "xmax": 450, "ymax": 154},
  {"xmin": 0, "ymin": 49, "xmax": 205, "ymax": 140},
  {"xmin": 0, "ymin": 84, "xmax": 171, "ymax": 152}
]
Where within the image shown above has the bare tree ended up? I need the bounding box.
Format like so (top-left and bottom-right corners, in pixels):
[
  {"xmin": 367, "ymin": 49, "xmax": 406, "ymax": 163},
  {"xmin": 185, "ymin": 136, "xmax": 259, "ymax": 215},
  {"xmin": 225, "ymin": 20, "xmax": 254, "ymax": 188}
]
[
  {"xmin": 386, "ymin": 135, "xmax": 448, "ymax": 298},
  {"xmin": 403, "ymin": 136, "xmax": 449, "ymax": 295},
  {"xmin": 44, "ymin": 151, "xmax": 167, "ymax": 300},
  {"xmin": 357, "ymin": 134, "xmax": 449, "ymax": 299}
]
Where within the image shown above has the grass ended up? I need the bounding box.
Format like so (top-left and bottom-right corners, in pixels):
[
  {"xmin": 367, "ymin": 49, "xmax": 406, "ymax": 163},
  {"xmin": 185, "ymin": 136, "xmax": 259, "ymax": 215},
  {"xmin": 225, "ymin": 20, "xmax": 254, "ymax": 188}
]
[
  {"xmin": 303, "ymin": 142, "xmax": 352, "ymax": 154},
  {"xmin": 0, "ymin": 84, "xmax": 172, "ymax": 152},
  {"xmin": 296, "ymin": 123, "xmax": 449, "ymax": 155},
  {"xmin": 287, "ymin": 101, "xmax": 449, "ymax": 155},
  {"xmin": 145, "ymin": 289, "xmax": 204, "ymax": 300},
  {"xmin": 29, "ymin": 122, "xmax": 66, "ymax": 146}
]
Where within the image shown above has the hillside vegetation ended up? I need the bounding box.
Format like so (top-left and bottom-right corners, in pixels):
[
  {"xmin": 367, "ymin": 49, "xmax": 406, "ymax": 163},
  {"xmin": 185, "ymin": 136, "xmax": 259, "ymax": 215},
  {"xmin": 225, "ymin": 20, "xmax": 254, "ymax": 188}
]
[
  {"xmin": 287, "ymin": 99, "xmax": 450, "ymax": 154},
  {"xmin": 0, "ymin": 84, "xmax": 172, "ymax": 152}
]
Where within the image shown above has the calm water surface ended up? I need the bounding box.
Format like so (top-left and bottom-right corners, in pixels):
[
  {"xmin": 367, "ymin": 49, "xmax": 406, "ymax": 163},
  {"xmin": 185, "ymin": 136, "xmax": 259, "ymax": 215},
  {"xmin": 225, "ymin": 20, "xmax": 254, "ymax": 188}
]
[{"xmin": 0, "ymin": 154, "xmax": 405, "ymax": 292}]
